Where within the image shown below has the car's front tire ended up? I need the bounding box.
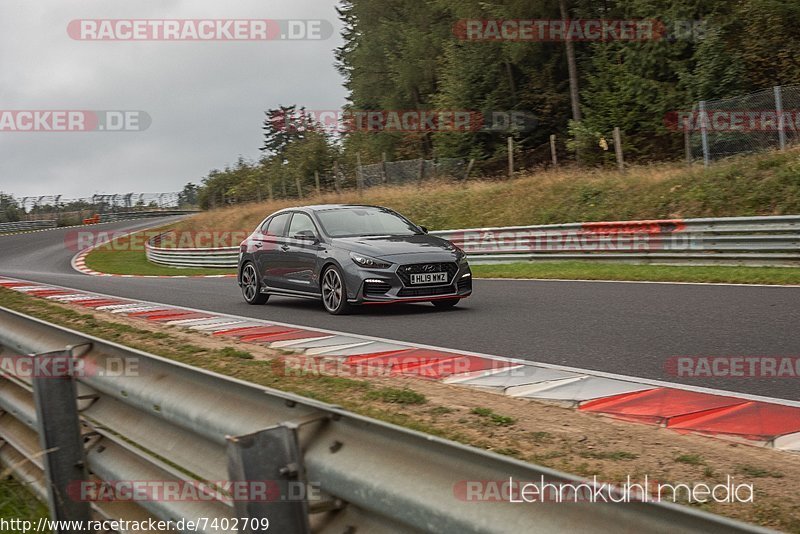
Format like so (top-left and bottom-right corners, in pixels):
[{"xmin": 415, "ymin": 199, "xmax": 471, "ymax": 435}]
[
  {"xmin": 432, "ymin": 298, "xmax": 460, "ymax": 309},
  {"xmin": 241, "ymin": 262, "xmax": 269, "ymax": 305},
  {"xmin": 321, "ymin": 265, "xmax": 351, "ymax": 315}
]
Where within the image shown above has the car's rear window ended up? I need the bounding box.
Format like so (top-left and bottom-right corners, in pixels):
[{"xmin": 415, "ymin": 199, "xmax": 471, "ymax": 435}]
[{"xmin": 316, "ymin": 208, "xmax": 421, "ymax": 238}]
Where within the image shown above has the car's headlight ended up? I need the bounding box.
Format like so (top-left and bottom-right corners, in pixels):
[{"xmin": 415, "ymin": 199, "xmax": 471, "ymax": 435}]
[
  {"xmin": 350, "ymin": 252, "xmax": 391, "ymax": 269},
  {"xmin": 447, "ymin": 243, "xmax": 469, "ymax": 264}
]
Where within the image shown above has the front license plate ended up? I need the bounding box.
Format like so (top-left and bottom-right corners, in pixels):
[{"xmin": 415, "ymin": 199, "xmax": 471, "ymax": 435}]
[{"xmin": 410, "ymin": 272, "xmax": 448, "ymax": 285}]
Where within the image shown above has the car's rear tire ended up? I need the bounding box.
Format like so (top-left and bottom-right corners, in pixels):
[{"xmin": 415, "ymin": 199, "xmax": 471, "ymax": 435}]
[
  {"xmin": 432, "ymin": 298, "xmax": 460, "ymax": 309},
  {"xmin": 241, "ymin": 263, "xmax": 269, "ymax": 305},
  {"xmin": 321, "ymin": 265, "xmax": 351, "ymax": 315}
]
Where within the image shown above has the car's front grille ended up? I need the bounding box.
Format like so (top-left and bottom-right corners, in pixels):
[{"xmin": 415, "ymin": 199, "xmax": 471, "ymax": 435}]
[
  {"xmin": 364, "ymin": 280, "xmax": 392, "ymax": 296},
  {"xmin": 397, "ymin": 262, "xmax": 459, "ymax": 286},
  {"xmin": 398, "ymin": 285, "xmax": 456, "ymax": 298}
]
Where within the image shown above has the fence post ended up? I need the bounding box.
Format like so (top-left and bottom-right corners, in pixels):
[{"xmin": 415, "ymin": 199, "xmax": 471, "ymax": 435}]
[
  {"xmin": 507, "ymin": 137, "xmax": 514, "ymax": 178},
  {"xmin": 417, "ymin": 158, "xmax": 425, "ymax": 183},
  {"xmin": 699, "ymin": 100, "xmax": 710, "ymax": 167},
  {"xmin": 381, "ymin": 152, "xmax": 388, "ymax": 183},
  {"xmin": 550, "ymin": 134, "xmax": 558, "ymax": 167},
  {"xmin": 464, "ymin": 158, "xmax": 475, "ymax": 180},
  {"xmin": 295, "ymin": 175, "xmax": 304, "ymax": 199},
  {"xmin": 775, "ymin": 85, "xmax": 787, "ymax": 151},
  {"xmin": 613, "ymin": 127, "xmax": 624, "ymax": 171},
  {"xmin": 314, "ymin": 171, "xmax": 321, "ymax": 197},
  {"xmin": 268, "ymin": 179, "xmax": 274, "ymax": 202},
  {"xmin": 32, "ymin": 350, "xmax": 92, "ymax": 528},
  {"xmin": 356, "ymin": 153, "xmax": 364, "ymax": 194},
  {"xmin": 333, "ymin": 161, "xmax": 341, "ymax": 194},
  {"xmin": 683, "ymin": 118, "xmax": 692, "ymax": 166}
]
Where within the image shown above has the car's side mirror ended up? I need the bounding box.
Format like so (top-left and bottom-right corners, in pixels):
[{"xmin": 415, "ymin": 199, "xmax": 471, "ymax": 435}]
[{"xmin": 420, "ymin": 226, "xmax": 429, "ymax": 234}]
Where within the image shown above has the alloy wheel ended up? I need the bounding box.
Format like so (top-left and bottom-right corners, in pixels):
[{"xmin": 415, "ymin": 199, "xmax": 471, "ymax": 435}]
[
  {"xmin": 241, "ymin": 263, "xmax": 268, "ymax": 305},
  {"xmin": 322, "ymin": 268, "xmax": 343, "ymax": 312}
]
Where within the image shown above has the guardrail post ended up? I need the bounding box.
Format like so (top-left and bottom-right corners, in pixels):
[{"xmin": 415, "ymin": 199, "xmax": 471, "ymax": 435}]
[
  {"xmin": 227, "ymin": 425, "xmax": 311, "ymax": 534},
  {"xmin": 31, "ymin": 349, "xmax": 91, "ymax": 530}
]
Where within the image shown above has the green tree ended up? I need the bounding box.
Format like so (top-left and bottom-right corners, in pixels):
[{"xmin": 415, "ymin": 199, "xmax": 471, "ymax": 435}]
[
  {"xmin": 261, "ymin": 105, "xmax": 310, "ymax": 158},
  {"xmin": 0, "ymin": 194, "xmax": 22, "ymax": 223},
  {"xmin": 283, "ymin": 129, "xmax": 338, "ymax": 195},
  {"xmin": 177, "ymin": 183, "xmax": 199, "ymax": 207}
]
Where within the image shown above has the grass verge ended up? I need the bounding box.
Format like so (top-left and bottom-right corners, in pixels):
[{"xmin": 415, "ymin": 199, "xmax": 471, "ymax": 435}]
[
  {"xmin": 471, "ymin": 261, "xmax": 800, "ymax": 285},
  {"xmin": 178, "ymin": 147, "xmax": 800, "ymax": 234},
  {"xmin": 83, "ymin": 148, "xmax": 800, "ymax": 280},
  {"xmin": 0, "ymin": 286, "xmax": 799, "ymax": 531},
  {"xmin": 83, "ymin": 231, "xmax": 233, "ymax": 277},
  {"xmin": 85, "ymin": 234, "xmax": 800, "ymax": 287},
  {"xmin": 0, "ymin": 477, "xmax": 47, "ymax": 523}
]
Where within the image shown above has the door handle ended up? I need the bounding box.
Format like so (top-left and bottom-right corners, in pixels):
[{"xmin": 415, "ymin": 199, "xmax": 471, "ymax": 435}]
[
  {"xmin": 281, "ymin": 245, "xmax": 290, "ymax": 252},
  {"xmin": 254, "ymin": 242, "xmax": 263, "ymax": 248}
]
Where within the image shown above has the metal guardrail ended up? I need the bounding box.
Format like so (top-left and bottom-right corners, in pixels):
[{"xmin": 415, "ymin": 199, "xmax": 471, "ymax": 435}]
[
  {"xmin": 0, "ymin": 307, "xmax": 767, "ymax": 533},
  {"xmin": 100, "ymin": 210, "xmax": 200, "ymax": 223},
  {"xmin": 0, "ymin": 212, "xmax": 195, "ymax": 235},
  {"xmin": 144, "ymin": 215, "xmax": 800, "ymax": 269},
  {"xmin": 0, "ymin": 220, "xmax": 57, "ymax": 233},
  {"xmin": 146, "ymin": 232, "xmax": 242, "ymax": 268}
]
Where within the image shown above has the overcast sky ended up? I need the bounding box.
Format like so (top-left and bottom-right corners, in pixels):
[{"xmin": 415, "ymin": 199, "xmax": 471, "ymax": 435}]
[{"xmin": 0, "ymin": 0, "xmax": 347, "ymax": 198}]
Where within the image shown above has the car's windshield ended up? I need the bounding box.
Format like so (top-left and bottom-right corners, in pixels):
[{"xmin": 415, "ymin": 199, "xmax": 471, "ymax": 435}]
[{"xmin": 316, "ymin": 208, "xmax": 421, "ymax": 238}]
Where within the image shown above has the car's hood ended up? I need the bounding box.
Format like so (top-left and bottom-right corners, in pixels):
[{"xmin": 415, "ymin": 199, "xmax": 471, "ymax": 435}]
[{"xmin": 331, "ymin": 234, "xmax": 458, "ymax": 260}]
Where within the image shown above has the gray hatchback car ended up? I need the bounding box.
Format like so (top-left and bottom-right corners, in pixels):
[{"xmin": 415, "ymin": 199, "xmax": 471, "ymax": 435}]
[{"xmin": 238, "ymin": 205, "xmax": 472, "ymax": 314}]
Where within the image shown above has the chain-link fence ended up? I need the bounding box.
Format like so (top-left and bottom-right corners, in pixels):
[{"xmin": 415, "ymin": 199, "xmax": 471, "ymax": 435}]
[
  {"xmin": 4, "ymin": 192, "xmax": 184, "ymax": 225},
  {"xmin": 16, "ymin": 192, "xmax": 181, "ymax": 213},
  {"xmin": 688, "ymin": 85, "xmax": 800, "ymax": 164},
  {"xmin": 359, "ymin": 157, "xmax": 467, "ymax": 188}
]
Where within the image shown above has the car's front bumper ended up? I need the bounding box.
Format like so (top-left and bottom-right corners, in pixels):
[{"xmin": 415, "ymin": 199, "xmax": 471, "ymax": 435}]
[{"xmin": 345, "ymin": 260, "xmax": 473, "ymax": 305}]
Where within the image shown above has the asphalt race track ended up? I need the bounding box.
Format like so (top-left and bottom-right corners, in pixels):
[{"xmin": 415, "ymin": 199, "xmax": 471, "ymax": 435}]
[{"xmin": 1, "ymin": 217, "xmax": 799, "ymax": 400}]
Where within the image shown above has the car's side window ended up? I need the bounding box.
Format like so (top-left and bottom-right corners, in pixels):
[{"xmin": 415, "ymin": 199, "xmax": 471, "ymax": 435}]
[
  {"xmin": 259, "ymin": 218, "xmax": 271, "ymax": 234},
  {"xmin": 287, "ymin": 213, "xmax": 318, "ymax": 239},
  {"xmin": 264, "ymin": 213, "xmax": 291, "ymax": 238}
]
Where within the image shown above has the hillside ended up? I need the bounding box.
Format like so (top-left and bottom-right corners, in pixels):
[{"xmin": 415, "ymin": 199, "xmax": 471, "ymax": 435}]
[{"xmin": 174, "ymin": 149, "xmax": 800, "ymax": 234}]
